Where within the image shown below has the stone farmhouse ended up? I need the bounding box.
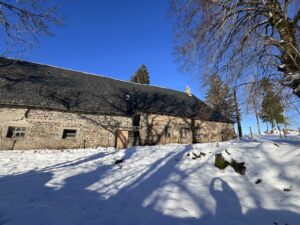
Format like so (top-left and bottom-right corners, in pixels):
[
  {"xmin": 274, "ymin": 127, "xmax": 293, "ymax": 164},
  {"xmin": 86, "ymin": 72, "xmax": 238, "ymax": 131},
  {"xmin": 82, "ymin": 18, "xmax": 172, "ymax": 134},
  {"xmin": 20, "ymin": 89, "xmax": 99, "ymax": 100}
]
[{"xmin": 0, "ymin": 57, "xmax": 235, "ymax": 150}]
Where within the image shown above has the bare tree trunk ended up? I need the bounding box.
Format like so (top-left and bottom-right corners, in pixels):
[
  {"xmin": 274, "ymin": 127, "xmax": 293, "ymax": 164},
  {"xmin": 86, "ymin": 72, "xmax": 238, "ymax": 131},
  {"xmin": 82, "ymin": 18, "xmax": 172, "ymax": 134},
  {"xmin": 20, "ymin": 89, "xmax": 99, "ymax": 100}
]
[
  {"xmin": 233, "ymin": 88, "xmax": 242, "ymax": 138},
  {"xmin": 283, "ymin": 128, "xmax": 287, "ymax": 138},
  {"xmin": 276, "ymin": 121, "xmax": 283, "ymax": 139},
  {"xmin": 271, "ymin": 120, "xmax": 275, "ymax": 133},
  {"xmin": 253, "ymin": 98, "xmax": 261, "ymax": 135},
  {"xmin": 249, "ymin": 127, "xmax": 253, "ymax": 139},
  {"xmin": 255, "ymin": 113, "xmax": 261, "ymax": 135},
  {"xmin": 269, "ymin": 3, "xmax": 300, "ymax": 97}
]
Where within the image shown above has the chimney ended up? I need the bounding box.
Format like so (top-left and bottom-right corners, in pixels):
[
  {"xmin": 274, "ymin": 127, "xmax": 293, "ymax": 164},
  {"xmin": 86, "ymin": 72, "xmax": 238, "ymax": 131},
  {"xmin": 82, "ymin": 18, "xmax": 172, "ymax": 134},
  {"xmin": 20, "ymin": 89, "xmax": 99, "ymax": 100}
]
[{"xmin": 185, "ymin": 85, "xmax": 192, "ymax": 96}]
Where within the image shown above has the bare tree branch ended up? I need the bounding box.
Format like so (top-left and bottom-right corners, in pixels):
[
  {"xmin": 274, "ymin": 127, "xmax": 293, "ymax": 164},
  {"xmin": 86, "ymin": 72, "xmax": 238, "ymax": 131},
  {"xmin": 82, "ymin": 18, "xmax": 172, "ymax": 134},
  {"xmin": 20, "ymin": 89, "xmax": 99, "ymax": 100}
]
[
  {"xmin": 0, "ymin": 0, "xmax": 63, "ymax": 54},
  {"xmin": 171, "ymin": 0, "xmax": 300, "ymax": 97}
]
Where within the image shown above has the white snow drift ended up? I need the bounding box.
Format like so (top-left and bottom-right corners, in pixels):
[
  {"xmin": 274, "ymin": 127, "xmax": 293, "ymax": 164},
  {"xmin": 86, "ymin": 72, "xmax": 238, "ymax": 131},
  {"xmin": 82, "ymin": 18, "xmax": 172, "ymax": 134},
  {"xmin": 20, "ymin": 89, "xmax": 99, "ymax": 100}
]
[{"xmin": 0, "ymin": 135, "xmax": 300, "ymax": 225}]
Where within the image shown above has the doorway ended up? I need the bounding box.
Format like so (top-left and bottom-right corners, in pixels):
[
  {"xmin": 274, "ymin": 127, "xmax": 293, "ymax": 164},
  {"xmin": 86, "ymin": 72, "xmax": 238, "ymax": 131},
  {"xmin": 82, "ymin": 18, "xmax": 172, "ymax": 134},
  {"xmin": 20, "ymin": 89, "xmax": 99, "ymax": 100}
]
[{"xmin": 115, "ymin": 130, "xmax": 129, "ymax": 149}]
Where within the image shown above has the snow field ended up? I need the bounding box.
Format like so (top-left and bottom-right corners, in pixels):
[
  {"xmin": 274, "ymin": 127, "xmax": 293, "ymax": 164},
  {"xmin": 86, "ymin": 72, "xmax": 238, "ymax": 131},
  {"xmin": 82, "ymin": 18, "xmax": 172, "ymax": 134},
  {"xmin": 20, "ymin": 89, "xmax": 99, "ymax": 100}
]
[{"xmin": 0, "ymin": 135, "xmax": 300, "ymax": 225}]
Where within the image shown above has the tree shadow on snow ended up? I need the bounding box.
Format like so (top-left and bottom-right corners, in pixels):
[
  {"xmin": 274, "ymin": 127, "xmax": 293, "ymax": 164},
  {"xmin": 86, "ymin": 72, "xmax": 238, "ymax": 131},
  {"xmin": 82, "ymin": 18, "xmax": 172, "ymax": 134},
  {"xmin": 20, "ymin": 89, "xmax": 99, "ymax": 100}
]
[
  {"xmin": 0, "ymin": 145, "xmax": 300, "ymax": 225},
  {"xmin": 259, "ymin": 135, "xmax": 300, "ymax": 147}
]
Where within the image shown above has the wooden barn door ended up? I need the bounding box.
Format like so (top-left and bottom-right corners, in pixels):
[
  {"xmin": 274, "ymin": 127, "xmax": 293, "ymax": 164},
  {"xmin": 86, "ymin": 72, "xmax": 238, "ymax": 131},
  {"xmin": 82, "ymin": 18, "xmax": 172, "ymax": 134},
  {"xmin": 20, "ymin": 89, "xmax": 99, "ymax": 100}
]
[{"xmin": 115, "ymin": 130, "xmax": 129, "ymax": 149}]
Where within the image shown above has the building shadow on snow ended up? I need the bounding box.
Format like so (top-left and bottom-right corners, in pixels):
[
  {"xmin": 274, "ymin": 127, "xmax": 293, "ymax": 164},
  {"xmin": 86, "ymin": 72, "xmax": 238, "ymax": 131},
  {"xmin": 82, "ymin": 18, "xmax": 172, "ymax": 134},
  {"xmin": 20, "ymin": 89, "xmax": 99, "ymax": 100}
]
[{"xmin": 0, "ymin": 145, "xmax": 300, "ymax": 225}]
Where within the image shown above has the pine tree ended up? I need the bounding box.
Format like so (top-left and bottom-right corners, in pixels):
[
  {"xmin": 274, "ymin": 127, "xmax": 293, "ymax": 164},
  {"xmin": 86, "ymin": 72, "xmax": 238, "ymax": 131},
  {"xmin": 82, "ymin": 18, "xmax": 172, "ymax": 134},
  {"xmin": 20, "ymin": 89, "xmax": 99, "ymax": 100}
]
[
  {"xmin": 259, "ymin": 78, "xmax": 286, "ymax": 132},
  {"xmin": 205, "ymin": 74, "xmax": 235, "ymax": 120},
  {"xmin": 130, "ymin": 65, "xmax": 150, "ymax": 84}
]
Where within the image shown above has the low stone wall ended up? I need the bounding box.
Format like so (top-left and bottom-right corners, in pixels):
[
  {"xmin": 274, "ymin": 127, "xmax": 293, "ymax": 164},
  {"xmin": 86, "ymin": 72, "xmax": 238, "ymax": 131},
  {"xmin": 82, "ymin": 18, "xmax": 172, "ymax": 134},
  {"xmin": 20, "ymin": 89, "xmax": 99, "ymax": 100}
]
[{"xmin": 0, "ymin": 107, "xmax": 131, "ymax": 150}]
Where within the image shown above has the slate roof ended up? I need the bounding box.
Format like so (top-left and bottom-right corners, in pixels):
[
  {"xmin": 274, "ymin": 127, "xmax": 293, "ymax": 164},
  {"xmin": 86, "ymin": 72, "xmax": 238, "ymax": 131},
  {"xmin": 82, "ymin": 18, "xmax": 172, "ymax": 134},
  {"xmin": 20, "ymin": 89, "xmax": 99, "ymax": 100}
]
[{"xmin": 0, "ymin": 57, "xmax": 234, "ymax": 123}]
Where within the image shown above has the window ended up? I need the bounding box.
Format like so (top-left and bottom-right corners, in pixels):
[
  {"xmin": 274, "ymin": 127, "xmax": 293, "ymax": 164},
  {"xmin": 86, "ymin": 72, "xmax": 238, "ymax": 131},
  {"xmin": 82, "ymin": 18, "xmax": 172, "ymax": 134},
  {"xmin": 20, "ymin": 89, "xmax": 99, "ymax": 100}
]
[
  {"xmin": 62, "ymin": 129, "xmax": 77, "ymax": 139},
  {"xmin": 164, "ymin": 126, "xmax": 171, "ymax": 138},
  {"xmin": 132, "ymin": 115, "xmax": 141, "ymax": 127},
  {"xmin": 6, "ymin": 127, "xmax": 26, "ymax": 138},
  {"xmin": 180, "ymin": 127, "xmax": 190, "ymax": 138}
]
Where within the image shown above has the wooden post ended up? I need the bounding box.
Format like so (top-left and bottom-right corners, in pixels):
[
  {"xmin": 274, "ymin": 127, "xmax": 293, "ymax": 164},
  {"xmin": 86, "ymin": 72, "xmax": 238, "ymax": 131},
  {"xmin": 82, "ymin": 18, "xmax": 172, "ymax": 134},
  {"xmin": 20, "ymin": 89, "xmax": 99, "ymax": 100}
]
[{"xmin": 249, "ymin": 127, "xmax": 253, "ymax": 139}]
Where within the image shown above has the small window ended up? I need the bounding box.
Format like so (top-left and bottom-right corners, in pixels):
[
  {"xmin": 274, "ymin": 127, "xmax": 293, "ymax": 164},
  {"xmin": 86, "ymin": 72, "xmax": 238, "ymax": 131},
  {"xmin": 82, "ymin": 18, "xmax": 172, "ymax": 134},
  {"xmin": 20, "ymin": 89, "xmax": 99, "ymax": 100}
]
[
  {"xmin": 180, "ymin": 127, "xmax": 190, "ymax": 138},
  {"xmin": 62, "ymin": 129, "xmax": 77, "ymax": 139},
  {"xmin": 164, "ymin": 126, "xmax": 168, "ymax": 136},
  {"xmin": 133, "ymin": 115, "xmax": 141, "ymax": 127},
  {"xmin": 164, "ymin": 126, "xmax": 171, "ymax": 138},
  {"xmin": 6, "ymin": 127, "xmax": 26, "ymax": 138}
]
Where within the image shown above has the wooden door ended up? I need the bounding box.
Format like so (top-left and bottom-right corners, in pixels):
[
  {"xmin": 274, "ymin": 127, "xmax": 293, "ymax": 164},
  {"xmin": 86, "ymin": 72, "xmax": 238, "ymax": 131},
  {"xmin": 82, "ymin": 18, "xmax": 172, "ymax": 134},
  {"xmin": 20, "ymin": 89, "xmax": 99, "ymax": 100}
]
[{"xmin": 115, "ymin": 130, "xmax": 129, "ymax": 149}]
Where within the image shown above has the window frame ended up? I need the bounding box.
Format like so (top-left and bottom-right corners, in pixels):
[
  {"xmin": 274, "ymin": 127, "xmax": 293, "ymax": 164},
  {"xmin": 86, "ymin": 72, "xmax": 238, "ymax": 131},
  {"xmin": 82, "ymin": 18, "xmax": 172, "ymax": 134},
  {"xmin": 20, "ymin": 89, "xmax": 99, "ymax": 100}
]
[
  {"xmin": 62, "ymin": 129, "xmax": 77, "ymax": 139},
  {"xmin": 164, "ymin": 126, "xmax": 171, "ymax": 138},
  {"xmin": 6, "ymin": 126, "xmax": 26, "ymax": 138},
  {"xmin": 180, "ymin": 127, "xmax": 190, "ymax": 138},
  {"xmin": 132, "ymin": 115, "xmax": 141, "ymax": 127}
]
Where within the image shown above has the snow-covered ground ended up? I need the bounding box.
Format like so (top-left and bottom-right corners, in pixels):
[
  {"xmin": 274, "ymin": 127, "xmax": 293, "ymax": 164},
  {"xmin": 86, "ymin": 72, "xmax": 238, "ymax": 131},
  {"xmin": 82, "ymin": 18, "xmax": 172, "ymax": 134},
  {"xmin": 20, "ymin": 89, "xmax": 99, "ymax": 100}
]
[{"xmin": 0, "ymin": 135, "xmax": 300, "ymax": 225}]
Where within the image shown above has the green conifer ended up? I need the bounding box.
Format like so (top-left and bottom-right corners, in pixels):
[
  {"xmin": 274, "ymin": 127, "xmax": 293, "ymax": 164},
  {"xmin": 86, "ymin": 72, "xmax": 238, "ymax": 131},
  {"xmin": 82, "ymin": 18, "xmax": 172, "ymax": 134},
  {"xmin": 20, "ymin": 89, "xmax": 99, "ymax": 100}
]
[
  {"xmin": 205, "ymin": 74, "xmax": 235, "ymax": 119},
  {"xmin": 259, "ymin": 78, "xmax": 286, "ymax": 131},
  {"xmin": 130, "ymin": 64, "xmax": 150, "ymax": 84}
]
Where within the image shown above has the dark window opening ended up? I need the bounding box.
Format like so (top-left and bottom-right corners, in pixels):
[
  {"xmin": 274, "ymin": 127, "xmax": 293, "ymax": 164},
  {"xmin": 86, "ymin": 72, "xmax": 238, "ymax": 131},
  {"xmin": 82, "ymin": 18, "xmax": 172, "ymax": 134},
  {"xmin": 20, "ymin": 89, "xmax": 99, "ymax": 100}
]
[
  {"xmin": 164, "ymin": 126, "xmax": 171, "ymax": 138},
  {"xmin": 180, "ymin": 127, "xmax": 190, "ymax": 138},
  {"xmin": 6, "ymin": 127, "xmax": 26, "ymax": 138},
  {"xmin": 62, "ymin": 129, "xmax": 77, "ymax": 139},
  {"xmin": 133, "ymin": 115, "xmax": 141, "ymax": 127}
]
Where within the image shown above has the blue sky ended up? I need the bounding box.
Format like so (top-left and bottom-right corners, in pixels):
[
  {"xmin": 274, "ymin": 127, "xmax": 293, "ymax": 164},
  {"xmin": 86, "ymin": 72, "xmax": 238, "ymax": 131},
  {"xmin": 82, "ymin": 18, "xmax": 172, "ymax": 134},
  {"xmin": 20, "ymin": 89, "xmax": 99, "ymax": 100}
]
[
  {"xmin": 27, "ymin": 0, "xmax": 194, "ymax": 95},
  {"xmin": 10, "ymin": 0, "xmax": 293, "ymax": 135}
]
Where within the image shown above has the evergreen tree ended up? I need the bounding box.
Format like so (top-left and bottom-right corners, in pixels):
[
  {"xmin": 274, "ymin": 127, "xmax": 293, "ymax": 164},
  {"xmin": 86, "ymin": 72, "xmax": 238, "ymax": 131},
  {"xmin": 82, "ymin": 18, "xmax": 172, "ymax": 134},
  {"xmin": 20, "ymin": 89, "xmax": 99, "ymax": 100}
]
[
  {"xmin": 259, "ymin": 78, "xmax": 286, "ymax": 131},
  {"xmin": 205, "ymin": 74, "xmax": 235, "ymax": 120},
  {"xmin": 130, "ymin": 65, "xmax": 150, "ymax": 84}
]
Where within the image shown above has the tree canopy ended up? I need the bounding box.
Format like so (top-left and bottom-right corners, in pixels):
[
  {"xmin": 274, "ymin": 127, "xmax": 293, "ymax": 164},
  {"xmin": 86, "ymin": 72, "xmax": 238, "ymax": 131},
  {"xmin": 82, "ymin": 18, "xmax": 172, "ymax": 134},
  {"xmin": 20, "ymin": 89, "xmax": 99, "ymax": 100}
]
[
  {"xmin": 130, "ymin": 64, "xmax": 150, "ymax": 84},
  {"xmin": 205, "ymin": 74, "xmax": 235, "ymax": 119},
  {"xmin": 259, "ymin": 78, "xmax": 286, "ymax": 129}
]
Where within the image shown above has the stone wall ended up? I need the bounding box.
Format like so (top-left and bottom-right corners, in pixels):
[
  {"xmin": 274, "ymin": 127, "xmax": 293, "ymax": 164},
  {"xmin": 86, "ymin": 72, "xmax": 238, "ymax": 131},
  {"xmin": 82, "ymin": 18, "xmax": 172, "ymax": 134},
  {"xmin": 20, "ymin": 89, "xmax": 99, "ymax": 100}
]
[
  {"xmin": 139, "ymin": 114, "xmax": 235, "ymax": 145},
  {"xmin": 0, "ymin": 107, "xmax": 131, "ymax": 150},
  {"xmin": 0, "ymin": 106, "xmax": 235, "ymax": 150}
]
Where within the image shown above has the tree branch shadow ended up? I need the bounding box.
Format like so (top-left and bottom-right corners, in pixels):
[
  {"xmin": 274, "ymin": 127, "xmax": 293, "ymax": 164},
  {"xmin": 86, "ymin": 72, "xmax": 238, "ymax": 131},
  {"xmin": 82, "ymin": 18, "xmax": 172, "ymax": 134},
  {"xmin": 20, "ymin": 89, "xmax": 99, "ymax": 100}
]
[{"xmin": 0, "ymin": 144, "xmax": 299, "ymax": 225}]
